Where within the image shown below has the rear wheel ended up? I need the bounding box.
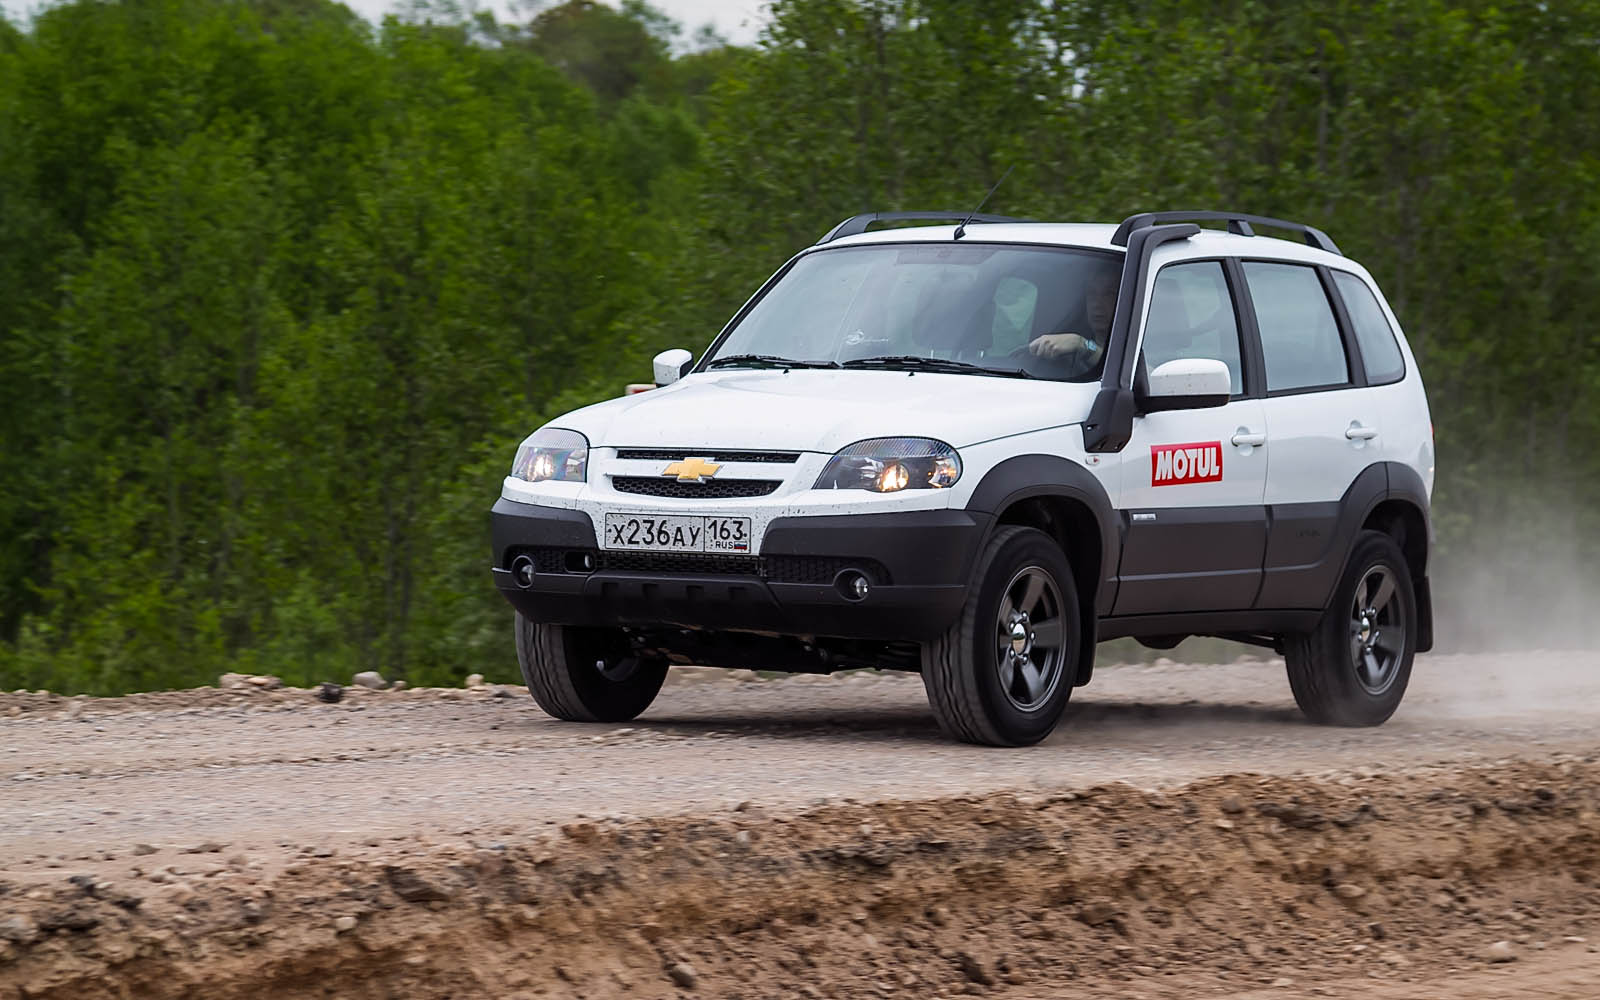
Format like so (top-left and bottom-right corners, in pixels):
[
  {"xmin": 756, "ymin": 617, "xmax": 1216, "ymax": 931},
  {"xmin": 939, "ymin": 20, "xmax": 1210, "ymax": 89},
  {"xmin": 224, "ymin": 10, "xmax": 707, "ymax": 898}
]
[
  {"xmin": 1285, "ymin": 530, "xmax": 1416, "ymax": 726},
  {"xmin": 922, "ymin": 526, "xmax": 1079, "ymax": 746},
  {"xmin": 515, "ymin": 615, "xmax": 668, "ymax": 722}
]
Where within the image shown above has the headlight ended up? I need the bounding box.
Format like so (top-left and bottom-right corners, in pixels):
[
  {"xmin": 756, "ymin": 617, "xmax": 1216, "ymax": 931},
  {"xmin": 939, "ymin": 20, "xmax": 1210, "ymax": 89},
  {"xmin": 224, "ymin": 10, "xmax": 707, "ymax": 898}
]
[
  {"xmin": 815, "ymin": 437, "xmax": 961, "ymax": 492},
  {"xmin": 512, "ymin": 428, "xmax": 588, "ymax": 483}
]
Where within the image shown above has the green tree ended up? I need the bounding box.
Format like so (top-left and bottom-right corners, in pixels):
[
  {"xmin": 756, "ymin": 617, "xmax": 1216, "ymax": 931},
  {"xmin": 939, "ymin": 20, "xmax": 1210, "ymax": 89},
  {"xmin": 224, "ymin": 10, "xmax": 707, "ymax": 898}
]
[{"xmin": 2, "ymin": 0, "xmax": 1597, "ymax": 694}]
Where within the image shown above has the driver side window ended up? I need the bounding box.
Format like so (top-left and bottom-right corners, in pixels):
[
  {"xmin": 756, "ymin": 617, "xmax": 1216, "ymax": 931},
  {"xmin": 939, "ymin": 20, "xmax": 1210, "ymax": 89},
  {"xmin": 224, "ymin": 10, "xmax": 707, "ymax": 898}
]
[{"xmin": 1140, "ymin": 261, "xmax": 1244, "ymax": 396}]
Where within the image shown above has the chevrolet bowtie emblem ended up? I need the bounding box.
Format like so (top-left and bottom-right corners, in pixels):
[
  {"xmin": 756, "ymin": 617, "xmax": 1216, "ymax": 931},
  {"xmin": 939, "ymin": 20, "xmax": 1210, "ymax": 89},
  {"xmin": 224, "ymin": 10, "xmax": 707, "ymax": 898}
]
[{"xmin": 662, "ymin": 457, "xmax": 722, "ymax": 482}]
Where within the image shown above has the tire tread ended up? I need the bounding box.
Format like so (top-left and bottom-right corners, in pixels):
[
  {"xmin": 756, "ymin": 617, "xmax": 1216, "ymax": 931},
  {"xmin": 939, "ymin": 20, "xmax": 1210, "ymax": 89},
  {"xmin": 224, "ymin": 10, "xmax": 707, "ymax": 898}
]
[
  {"xmin": 1284, "ymin": 530, "xmax": 1415, "ymax": 727},
  {"xmin": 922, "ymin": 526, "xmax": 1075, "ymax": 746},
  {"xmin": 516, "ymin": 615, "xmax": 664, "ymax": 723}
]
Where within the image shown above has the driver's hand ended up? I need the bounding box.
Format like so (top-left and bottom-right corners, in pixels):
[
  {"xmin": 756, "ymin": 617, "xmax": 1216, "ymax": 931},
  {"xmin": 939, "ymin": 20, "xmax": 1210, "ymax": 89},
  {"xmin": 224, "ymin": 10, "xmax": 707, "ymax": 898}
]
[{"xmin": 1027, "ymin": 333, "xmax": 1087, "ymax": 359}]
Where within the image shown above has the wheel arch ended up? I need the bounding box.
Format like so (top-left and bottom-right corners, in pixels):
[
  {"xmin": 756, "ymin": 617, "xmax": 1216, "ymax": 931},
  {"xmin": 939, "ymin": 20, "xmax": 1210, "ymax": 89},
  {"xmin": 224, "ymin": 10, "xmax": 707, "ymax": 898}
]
[
  {"xmin": 1361, "ymin": 463, "xmax": 1433, "ymax": 652},
  {"xmin": 1327, "ymin": 462, "xmax": 1433, "ymax": 653},
  {"xmin": 966, "ymin": 455, "xmax": 1120, "ymax": 685},
  {"xmin": 1361, "ymin": 499, "xmax": 1428, "ymax": 582}
]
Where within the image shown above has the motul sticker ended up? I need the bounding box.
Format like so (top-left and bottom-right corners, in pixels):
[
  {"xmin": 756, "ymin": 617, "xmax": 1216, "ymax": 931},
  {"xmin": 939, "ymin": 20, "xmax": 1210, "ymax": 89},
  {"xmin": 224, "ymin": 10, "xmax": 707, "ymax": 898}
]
[{"xmin": 1151, "ymin": 441, "xmax": 1223, "ymax": 486}]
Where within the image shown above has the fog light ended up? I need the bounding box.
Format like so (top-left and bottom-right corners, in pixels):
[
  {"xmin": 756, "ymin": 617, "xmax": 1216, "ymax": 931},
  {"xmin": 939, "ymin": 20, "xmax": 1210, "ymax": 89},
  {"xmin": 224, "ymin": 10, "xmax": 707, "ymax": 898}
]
[
  {"xmin": 835, "ymin": 570, "xmax": 871, "ymax": 602},
  {"xmin": 510, "ymin": 554, "xmax": 537, "ymax": 589}
]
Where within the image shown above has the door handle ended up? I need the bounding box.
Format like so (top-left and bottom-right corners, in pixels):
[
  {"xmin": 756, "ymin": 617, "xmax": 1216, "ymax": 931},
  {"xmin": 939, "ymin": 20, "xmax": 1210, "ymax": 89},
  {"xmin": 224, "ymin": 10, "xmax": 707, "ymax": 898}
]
[
  {"xmin": 1345, "ymin": 422, "xmax": 1379, "ymax": 441},
  {"xmin": 1230, "ymin": 430, "xmax": 1267, "ymax": 447}
]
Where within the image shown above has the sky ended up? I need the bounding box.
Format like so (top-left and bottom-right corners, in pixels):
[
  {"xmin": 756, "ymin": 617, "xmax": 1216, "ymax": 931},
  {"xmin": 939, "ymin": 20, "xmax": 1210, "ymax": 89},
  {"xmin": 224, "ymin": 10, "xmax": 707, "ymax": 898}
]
[{"xmin": 2, "ymin": 0, "xmax": 769, "ymax": 46}]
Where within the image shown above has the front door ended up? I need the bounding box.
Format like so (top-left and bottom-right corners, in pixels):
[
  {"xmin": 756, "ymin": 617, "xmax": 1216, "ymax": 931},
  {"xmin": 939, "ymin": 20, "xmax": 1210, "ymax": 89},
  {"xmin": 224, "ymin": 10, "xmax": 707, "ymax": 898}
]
[{"xmin": 1112, "ymin": 260, "xmax": 1270, "ymax": 615}]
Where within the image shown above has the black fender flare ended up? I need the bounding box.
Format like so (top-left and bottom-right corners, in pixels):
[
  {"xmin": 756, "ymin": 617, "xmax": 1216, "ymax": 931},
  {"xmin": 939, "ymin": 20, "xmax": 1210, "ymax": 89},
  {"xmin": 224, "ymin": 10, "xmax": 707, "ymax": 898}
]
[
  {"xmin": 1325, "ymin": 462, "xmax": 1434, "ymax": 652},
  {"xmin": 965, "ymin": 455, "xmax": 1121, "ymax": 609},
  {"xmin": 1328, "ymin": 464, "xmax": 1392, "ymax": 582},
  {"xmin": 965, "ymin": 454, "xmax": 1119, "ymax": 686},
  {"xmin": 1377, "ymin": 461, "xmax": 1434, "ymax": 651},
  {"xmin": 1383, "ymin": 462, "xmax": 1435, "ymax": 566}
]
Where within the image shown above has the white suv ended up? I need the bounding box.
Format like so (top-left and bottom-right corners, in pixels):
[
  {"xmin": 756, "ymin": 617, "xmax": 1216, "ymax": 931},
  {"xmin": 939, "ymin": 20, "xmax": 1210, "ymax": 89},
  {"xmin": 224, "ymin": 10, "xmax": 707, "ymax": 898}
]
[{"xmin": 492, "ymin": 211, "xmax": 1435, "ymax": 746}]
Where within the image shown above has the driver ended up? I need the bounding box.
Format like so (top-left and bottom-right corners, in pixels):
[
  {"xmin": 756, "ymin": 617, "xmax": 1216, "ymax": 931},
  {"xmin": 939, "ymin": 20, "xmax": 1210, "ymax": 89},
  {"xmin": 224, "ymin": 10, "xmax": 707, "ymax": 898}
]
[{"xmin": 1026, "ymin": 266, "xmax": 1119, "ymax": 367}]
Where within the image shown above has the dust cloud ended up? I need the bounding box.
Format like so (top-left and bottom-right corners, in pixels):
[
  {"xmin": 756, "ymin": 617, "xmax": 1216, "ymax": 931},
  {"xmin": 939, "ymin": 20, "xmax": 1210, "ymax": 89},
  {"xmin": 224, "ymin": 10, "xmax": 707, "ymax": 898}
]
[{"xmin": 1436, "ymin": 552, "xmax": 1597, "ymax": 654}]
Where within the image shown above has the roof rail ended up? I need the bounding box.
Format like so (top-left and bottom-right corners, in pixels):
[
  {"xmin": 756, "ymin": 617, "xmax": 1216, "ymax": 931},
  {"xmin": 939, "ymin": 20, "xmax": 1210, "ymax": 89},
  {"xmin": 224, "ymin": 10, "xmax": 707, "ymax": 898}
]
[
  {"xmin": 817, "ymin": 211, "xmax": 1023, "ymax": 245},
  {"xmin": 1111, "ymin": 211, "xmax": 1341, "ymax": 255}
]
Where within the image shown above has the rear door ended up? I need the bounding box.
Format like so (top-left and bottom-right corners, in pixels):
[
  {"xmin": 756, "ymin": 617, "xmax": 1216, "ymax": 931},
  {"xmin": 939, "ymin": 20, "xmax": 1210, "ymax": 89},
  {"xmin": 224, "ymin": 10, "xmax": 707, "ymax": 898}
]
[
  {"xmin": 1242, "ymin": 260, "xmax": 1385, "ymax": 608},
  {"xmin": 1113, "ymin": 259, "xmax": 1270, "ymax": 615}
]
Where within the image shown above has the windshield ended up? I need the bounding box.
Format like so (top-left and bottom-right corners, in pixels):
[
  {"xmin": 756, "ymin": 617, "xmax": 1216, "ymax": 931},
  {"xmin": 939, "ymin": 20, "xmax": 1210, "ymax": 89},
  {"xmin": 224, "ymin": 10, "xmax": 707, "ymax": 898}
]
[{"xmin": 705, "ymin": 243, "xmax": 1123, "ymax": 381}]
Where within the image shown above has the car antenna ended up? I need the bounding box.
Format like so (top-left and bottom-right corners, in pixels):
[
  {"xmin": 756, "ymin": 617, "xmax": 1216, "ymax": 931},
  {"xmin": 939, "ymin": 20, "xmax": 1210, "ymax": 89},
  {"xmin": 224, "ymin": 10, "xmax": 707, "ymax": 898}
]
[{"xmin": 953, "ymin": 165, "xmax": 1014, "ymax": 241}]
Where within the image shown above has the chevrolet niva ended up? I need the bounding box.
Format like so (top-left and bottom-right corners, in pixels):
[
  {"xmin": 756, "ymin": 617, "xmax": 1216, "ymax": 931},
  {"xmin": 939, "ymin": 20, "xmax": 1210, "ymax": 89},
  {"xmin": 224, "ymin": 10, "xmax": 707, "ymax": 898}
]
[{"xmin": 491, "ymin": 210, "xmax": 1434, "ymax": 746}]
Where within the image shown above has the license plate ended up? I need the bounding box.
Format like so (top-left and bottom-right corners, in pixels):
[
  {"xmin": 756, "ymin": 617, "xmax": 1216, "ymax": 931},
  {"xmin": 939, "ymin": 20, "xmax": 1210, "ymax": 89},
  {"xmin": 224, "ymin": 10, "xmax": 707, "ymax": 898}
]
[{"xmin": 602, "ymin": 513, "xmax": 752, "ymax": 553}]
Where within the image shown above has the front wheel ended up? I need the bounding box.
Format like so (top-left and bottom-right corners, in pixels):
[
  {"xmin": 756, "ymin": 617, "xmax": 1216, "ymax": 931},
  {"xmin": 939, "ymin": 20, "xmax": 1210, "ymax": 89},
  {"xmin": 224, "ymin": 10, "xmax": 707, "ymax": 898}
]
[
  {"xmin": 515, "ymin": 615, "xmax": 668, "ymax": 723},
  {"xmin": 922, "ymin": 526, "xmax": 1080, "ymax": 746},
  {"xmin": 1284, "ymin": 530, "xmax": 1417, "ymax": 726}
]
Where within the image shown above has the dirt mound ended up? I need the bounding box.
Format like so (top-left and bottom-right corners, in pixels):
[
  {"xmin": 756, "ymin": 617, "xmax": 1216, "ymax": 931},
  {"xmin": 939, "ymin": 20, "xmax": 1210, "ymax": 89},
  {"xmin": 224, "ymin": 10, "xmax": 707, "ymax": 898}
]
[{"xmin": 4, "ymin": 759, "xmax": 1597, "ymax": 999}]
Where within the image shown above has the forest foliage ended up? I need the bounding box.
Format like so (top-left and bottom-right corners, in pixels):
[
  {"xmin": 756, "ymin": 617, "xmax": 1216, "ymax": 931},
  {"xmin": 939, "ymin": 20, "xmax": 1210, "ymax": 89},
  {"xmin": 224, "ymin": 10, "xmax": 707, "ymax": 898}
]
[{"xmin": 1, "ymin": 0, "xmax": 1597, "ymax": 693}]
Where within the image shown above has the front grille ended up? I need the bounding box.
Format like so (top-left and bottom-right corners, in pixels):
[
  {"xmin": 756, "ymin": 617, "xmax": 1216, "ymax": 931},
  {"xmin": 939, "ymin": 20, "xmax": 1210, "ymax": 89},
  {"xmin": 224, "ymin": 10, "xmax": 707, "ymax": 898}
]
[
  {"xmin": 531, "ymin": 548, "xmax": 565, "ymax": 573},
  {"xmin": 613, "ymin": 476, "xmax": 780, "ymax": 499},
  {"xmin": 614, "ymin": 449, "xmax": 800, "ymax": 464},
  {"xmin": 595, "ymin": 551, "xmax": 762, "ymax": 576}
]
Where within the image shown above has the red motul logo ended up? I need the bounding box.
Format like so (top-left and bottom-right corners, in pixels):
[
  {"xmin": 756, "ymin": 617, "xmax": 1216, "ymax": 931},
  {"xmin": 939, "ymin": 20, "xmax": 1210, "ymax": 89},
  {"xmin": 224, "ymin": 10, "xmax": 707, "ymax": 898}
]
[{"xmin": 1151, "ymin": 441, "xmax": 1223, "ymax": 486}]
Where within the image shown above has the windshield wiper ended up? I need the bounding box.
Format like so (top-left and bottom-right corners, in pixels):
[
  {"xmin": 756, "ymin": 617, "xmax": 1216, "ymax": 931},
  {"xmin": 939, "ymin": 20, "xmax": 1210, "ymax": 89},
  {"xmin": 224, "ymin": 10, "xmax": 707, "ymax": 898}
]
[
  {"xmin": 841, "ymin": 355, "xmax": 1033, "ymax": 379},
  {"xmin": 705, "ymin": 354, "xmax": 841, "ymax": 370}
]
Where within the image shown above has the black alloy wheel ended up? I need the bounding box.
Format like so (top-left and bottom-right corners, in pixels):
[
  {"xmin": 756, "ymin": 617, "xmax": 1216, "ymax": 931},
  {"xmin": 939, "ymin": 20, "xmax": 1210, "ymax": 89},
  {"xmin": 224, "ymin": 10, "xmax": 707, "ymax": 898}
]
[
  {"xmin": 1285, "ymin": 530, "xmax": 1417, "ymax": 727},
  {"xmin": 923, "ymin": 526, "xmax": 1080, "ymax": 746}
]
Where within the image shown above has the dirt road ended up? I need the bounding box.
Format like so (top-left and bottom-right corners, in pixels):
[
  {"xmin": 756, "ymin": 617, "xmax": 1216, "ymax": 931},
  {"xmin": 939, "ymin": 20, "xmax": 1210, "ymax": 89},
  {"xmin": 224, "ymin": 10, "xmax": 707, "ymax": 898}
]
[{"xmin": 3, "ymin": 651, "xmax": 1598, "ymax": 998}]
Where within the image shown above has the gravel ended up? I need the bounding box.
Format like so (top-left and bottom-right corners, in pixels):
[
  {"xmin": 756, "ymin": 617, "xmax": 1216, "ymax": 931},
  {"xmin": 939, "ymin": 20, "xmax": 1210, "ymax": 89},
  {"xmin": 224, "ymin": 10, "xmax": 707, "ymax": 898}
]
[
  {"xmin": 4, "ymin": 652, "xmax": 1598, "ymax": 870},
  {"xmin": 1484, "ymin": 940, "xmax": 1519, "ymax": 963}
]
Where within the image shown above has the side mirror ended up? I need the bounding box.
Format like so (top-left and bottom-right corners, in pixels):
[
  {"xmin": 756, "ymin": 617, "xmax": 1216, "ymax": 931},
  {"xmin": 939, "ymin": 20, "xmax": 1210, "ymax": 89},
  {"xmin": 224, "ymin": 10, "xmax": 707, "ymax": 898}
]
[
  {"xmin": 1140, "ymin": 358, "xmax": 1231, "ymax": 412},
  {"xmin": 652, "ymin": 348, "xmax": 694, "ymax": 387}
]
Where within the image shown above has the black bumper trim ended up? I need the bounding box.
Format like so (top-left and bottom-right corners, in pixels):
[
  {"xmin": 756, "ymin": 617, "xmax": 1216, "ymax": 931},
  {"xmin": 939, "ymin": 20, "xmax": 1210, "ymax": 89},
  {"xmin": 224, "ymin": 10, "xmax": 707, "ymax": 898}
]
[
  {"xmin": 490, "ymin": 497, "xmax": 597, "ymax": 563},
  {"xmin": 490, "ymin": 500, "xmax": 986, "ymax": 641}
]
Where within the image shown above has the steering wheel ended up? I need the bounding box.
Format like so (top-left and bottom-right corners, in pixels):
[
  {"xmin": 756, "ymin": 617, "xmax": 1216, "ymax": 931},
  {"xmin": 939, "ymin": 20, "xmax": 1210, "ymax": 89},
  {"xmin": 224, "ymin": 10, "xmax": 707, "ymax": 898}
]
[
  {"xmin": 1004, "ymin": 336, "xmax": 1104, "ymax": 377},
  {"xmin": 1006, "ymin": 334, "xmax": 1078, "ymax": 361}
]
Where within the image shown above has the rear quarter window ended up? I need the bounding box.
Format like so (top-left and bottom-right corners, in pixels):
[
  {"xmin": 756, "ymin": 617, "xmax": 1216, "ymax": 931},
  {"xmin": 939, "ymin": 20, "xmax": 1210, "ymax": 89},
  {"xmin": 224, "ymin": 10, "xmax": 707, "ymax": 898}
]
[{"xmin": 1331, "ymin": 271, "xmax": 1406, "ymax": 384}]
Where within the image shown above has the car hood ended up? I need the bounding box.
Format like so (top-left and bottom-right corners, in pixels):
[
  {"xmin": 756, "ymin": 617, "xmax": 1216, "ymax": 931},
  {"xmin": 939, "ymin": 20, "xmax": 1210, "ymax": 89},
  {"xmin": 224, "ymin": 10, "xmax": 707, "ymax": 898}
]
[{"xmin": 547, "ymin": 369, "xmax": 1100, "ymax": 452}]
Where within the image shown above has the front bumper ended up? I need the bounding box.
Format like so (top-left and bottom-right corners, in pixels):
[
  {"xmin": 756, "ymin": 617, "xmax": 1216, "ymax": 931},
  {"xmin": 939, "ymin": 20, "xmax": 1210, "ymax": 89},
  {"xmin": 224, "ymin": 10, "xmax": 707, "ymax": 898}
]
[{"xmin": 490, "ymin": 497, "xmax": 988, "ymax": 641}]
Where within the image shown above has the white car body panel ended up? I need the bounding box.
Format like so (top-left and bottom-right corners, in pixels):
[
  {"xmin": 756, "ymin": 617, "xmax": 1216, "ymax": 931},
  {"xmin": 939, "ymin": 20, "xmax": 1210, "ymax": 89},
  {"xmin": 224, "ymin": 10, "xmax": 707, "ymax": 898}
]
[
  {"xmin": 1260, "ymin": 387, "xmax": 1384, "ymax": 506},
  {"xmin": 1119, "ymin": 400, "xmax": 1269, "ymax": 510},
  {"xmin": 542, "ymin": 368, "xmax": 1101, "ymax": 454},
  {"xmin": 1363, "ymin": 281, "xmax": 1435, "ymax": 497}
]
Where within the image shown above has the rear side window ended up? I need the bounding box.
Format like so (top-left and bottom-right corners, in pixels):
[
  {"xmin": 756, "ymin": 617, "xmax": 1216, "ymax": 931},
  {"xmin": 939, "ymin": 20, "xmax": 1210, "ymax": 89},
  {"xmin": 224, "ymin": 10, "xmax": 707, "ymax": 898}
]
[
  {"xmin": 1140, "ymin": 261, "xmax": 1244, "ymax": 395},
  {"xmin": 1332, "ymin": 271, "xmax": 1406, "ymax": 384},
  {"xmin": 1243, "ymin": 261, "xmax": 1349, "ymax": 392}
]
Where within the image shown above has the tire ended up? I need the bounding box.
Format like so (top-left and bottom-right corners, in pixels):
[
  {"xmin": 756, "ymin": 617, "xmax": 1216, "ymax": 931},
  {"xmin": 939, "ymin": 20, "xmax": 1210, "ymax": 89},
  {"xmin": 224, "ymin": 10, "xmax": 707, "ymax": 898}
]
[
  {"xmin": 922, "ymin": 526, "xmax": 1080, "ymax": 746},
  {"xmin": 1285, "ymin": 529, "xmax": 1417, "ymax": 726},
  {"xmin": 514, "ymin": 614, "xmax": 668, "ymax": 723}
]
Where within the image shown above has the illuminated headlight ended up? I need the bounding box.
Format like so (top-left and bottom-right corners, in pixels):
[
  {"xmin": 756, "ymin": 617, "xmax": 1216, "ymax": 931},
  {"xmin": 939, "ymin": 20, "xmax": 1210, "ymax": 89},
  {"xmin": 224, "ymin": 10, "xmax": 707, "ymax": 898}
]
[
  {"xmin": 815, "ymin": 437, "xmax": 961, "ymax": 493},
  {"xmin": 512, "ymin": 428, "xmax": 588, "ymax": 483}
]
